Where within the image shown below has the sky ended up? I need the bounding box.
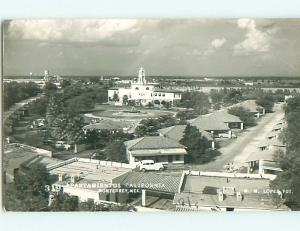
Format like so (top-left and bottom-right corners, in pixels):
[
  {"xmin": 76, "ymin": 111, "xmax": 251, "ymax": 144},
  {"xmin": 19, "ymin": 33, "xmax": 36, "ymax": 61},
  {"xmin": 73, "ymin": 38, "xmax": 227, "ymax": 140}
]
[{"xmin": 3, "ymin": 19, "xmax": 300, "ymax": 77}]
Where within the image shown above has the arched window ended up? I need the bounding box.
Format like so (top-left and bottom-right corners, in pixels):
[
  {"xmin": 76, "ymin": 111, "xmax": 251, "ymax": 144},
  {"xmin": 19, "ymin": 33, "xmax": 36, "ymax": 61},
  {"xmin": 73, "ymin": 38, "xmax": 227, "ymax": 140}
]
[
  {"xmin": 146, "ymin": 87, "xmax": 149, "ymax": 90},
  {"xmin": 135, "ymin": 87, "xmax": 139, "ymax": 90}
]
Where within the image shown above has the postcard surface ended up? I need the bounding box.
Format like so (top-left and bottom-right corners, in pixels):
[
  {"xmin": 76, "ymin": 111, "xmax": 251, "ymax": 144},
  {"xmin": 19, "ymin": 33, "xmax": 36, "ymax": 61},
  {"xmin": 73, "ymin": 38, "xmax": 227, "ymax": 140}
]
[{"xmin": 2, "ymin": 19, "xmax": 300, "ymax": 211}]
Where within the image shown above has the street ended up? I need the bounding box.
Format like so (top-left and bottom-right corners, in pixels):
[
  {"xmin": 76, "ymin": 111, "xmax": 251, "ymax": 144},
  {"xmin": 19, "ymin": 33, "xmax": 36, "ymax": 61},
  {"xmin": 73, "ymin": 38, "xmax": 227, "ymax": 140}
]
[{"xmin": 192, "ymin": 103, "xmax": 285, "ymax": 172}]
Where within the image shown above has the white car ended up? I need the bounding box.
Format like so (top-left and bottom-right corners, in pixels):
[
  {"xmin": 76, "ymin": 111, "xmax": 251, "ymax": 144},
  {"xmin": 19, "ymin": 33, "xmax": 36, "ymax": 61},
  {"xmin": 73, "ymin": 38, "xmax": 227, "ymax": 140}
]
[
  {"xmin": 139, "ymin": 160, "xmax": 164, "ymax": 172},
  {"xmin": 55, "ymin": 141, "xmax": 71, "ymax": 150}
]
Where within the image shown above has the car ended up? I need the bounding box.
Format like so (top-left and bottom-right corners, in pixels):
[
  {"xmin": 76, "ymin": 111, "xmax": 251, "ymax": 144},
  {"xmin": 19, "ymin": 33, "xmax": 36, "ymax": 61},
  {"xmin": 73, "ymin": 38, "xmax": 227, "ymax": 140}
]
[
  {"xmin": 138, "ymin": 160, "xmax": 164, "ymax": 172},
  {"xmin": 55, "ymin": 141, "xmax": 71, "ymax": 150}
]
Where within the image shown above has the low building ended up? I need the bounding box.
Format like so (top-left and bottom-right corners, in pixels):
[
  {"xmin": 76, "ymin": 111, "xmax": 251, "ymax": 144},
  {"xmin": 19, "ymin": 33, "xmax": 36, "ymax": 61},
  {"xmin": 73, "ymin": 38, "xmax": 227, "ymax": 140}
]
[
  {"xmin": 124, "ymin": 136, "xmax": 187, "ymax": 165},
  {"xmin": 230, "ymin": 100, "xmax": 265, "ymax": 118},
  {"xmin": 173, "ymin": 172, "xmax": 289, "ymax": 211},
  {"xmin": 245, "ymin": 150, "xmax": 283, "ymax": 175},
  {"xmin": 3, "ymin": 143, "xmax": 57, "ymax": 183},
  {"xmin": 208, "ymin": 110, "xmax": 243, "ymax": 130},
  {"xmin": 257, "ymin": 139, "xmax": 286, "ymax": 151},
  {"xmin": 48, "ymin": 158, "xmax": 133, "ymax": 205},
  {"xmin": 108, "ymin": 67, "xmax": 182, "ymax": 106},
  {"xmin": 190, "ymin": 116, "xmax": 232, "ymax": 138},
  {"xmin": 158, "ymin": 124, "xmax": 215, "ymax": 149},
  {"xmin": 82, "ymin": 119, "xmax": 135, "ymax": 134}
]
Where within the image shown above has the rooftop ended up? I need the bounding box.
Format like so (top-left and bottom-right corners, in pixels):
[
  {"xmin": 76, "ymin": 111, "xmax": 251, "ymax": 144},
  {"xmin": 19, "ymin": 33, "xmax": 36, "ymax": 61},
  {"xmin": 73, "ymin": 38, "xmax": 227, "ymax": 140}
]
[
  {"xmin": 258, "ymin": 139, "xmax": 286, "ymax": 148},
  {"xmin": 245, "ymin": 149, "xmax": 277, "ymax": 162},
  {"xmin": 49, "ymin": 159, "xmax": 131, "ymax": 184},
  {"xmin": 209, "ymin": 110, "xmax": 242, "ymax": 123},
  {"xmin": 191, "ymin": 116, "xmax": 230, "ymax": 131},
  {"xmin": 174, "ymin": 175, "xmax": 288, "ymax": 210},
  {"xmin": 124, "ymin": 136, "xmax": 186, "ymax": 151},
  {"xmin": 229, "ymin": 100, "xmax": 263, "ymax": 113},
  {"xmin": 116, "ymin": 172, "xmax": 182, "ymax": 193},
  {"xmin": 83, "ymin": 119, "xmax": 132, "ymax": 131},
  {"xmin": 158, "ymin": 124, "xmax": 213, "ymax": 142}
]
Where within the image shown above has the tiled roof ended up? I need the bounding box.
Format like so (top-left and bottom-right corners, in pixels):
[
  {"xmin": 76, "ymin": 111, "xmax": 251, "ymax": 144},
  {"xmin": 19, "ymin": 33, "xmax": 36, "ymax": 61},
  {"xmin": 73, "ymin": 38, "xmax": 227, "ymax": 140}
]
[
  {"xmin": 245, "ymin": 149, "xmax": 276, "ymax": 162},
  {"xmin": 83, "ymin": 119, "xmax": 132, "ymax": 130},
  {"xmin": 258, "ymin": 139, "xmax": 286, "ymax": 148},
  {"xmin": 158, "ymin": 125, "xmax": 187, "ymax": 142},
  {"xmin": 117, "ymin": 172, "xmax": 181, "ymax": 193},
  {"xmin": 209, "ymin": 110, "xmax": 242, "ymax": 123},
  {"xmin": 158, "ymin": 125, "xmax": 213, "ymax": 142},
  {"xmin": 229, "ymin": 100, "xmax": 263, "ymax": 113},
  {"xmin": 191, "ymin": 116, "xmax": 230, "ymax": 131},
  {"xmin": 124, "ymin": 136, "xmax": 186, "ymax": 150}
]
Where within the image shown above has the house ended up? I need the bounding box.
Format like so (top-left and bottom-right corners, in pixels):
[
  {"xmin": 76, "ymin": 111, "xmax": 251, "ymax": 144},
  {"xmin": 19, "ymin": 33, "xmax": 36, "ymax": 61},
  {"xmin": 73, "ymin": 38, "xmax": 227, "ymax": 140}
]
[
  {"xmin": 257, "ymin": 139, "xmax": 286, "ymax": 151},
  {"xmin": 108, "ymin": 67, "xmax": 182, "ymax": 106},
  {"xmin": 266, "ymin": 130, "xmax": 282, "ymax": 140},
  {"xmin": 190, "ymin": 116, "xmax": 232, "ymax": 138},
  {"xmin": 208, "ymin": 110, "xmax": 243, "ymax": 130},
  {"xmin": 245, "ymin": 150, "xmax": 282, "ymax": 175},
  {"xmin": 3, "ymin": 143, "xmax": 56, "ymax": 183},
  {"xmin": 173, "ymin": 171, "xmax": 289, "ymax": 211},
  {"xmin": 116, "ymin": 172, "xmax": 182, "ymax": 209},
  {"xmin": 124, "ymin": 136, "xmax": 187, "ymax": 165},
  {"xmin": 230, "ymin": 100, "xmax": 265, "ymax": 118},
  {"xmin": 82, "ymin": 119, "xmax": 135, "ymax": 134},
  {"xmin": 48, "ymin": 158, "xmax": 133, "ymax": 205},
  {"xmin": 158, "ymin": 124, "xmax": 215, "ymax": 149}
]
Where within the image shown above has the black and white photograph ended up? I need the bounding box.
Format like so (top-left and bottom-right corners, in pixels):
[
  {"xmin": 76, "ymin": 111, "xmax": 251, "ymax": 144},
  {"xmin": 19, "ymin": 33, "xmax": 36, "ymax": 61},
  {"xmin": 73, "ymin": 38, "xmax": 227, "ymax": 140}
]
[{"xmin": 2, "ymin": 18, "xmax": 300, "ymax": 212}]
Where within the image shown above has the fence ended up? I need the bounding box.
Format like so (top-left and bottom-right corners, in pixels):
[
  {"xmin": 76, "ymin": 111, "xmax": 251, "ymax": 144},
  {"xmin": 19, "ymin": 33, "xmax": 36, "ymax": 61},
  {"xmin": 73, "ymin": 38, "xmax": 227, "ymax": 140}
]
[
  {"xmin": 77, "ymin": 158, "xmax": 135, "ymax": 169},
  {"xmin": 6, "ymin": 143, "xmax": 52, "ymax": 157},
  {"xmin": 46, "ymin": 157, "xmax": 77, "ymax": 171},
  {"xmin": 183, "ymin": 170, "xmax": 276, "ymax": 180}
]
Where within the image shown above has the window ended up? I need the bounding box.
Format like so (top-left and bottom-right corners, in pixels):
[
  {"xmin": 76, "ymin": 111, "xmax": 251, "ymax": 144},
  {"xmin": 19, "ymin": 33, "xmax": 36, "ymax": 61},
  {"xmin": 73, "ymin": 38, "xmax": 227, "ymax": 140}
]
[
  {"xmin": 175, "ymin": 155, "xmax": 180, "ymax": 161},
  {"xmin": 146, "ymin": 87, "xmax": 149, "ymax": 90},
  {"xmin": 135, "ymin": 87, "xmax": 139, "ymax": 90},
  {"xmin": 159, "ymin": 93, "xmax": 161, "ymax": 96},
  {"xmin": 154, "ymin": 93, "xmax": 157, "ymax": 96},
  {"xmin": 162, "ymin": 94, "xmax": 165, "ymax": 97}
]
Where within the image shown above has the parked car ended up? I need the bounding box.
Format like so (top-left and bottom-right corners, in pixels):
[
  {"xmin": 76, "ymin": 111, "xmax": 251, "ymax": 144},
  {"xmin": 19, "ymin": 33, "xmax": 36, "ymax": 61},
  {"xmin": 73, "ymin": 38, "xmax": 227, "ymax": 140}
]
[
  {"xmin": 138, "ymin": 160, "xmax": 164, "ymax": 172},
  {"xmin": 55, "ymin": 141, "xmax": 71, "ymax": 150}
]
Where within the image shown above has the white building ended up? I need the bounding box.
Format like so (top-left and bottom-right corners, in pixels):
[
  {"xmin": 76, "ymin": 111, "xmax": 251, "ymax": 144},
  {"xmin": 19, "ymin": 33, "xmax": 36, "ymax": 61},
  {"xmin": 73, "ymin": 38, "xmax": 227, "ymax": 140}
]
[{"xmin": 108, "ymin": 67, "xmax": 182, "ymax": 106}]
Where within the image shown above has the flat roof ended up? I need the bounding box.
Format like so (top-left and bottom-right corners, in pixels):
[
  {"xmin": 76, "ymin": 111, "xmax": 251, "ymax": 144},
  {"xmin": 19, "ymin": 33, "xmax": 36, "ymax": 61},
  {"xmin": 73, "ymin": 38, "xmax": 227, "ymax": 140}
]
[
  {"xmin": 182, "ymin": 175, "xmax": 270, "ymax": 194},
  {"xmin": 49, "ymin": 160, "xmax": 131, "ymax": 183},
  {"xmin": 174, "ymin": 175, "xmax": 289, "ymax": 210}
]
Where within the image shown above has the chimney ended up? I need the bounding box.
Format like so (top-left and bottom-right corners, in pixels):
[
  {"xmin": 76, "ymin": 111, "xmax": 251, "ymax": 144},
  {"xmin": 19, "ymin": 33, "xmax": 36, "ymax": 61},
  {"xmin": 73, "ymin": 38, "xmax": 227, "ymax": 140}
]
[
  {"xmin": 218, "ymin": 190, "xmax": 224, "ymax": 201},
  {"xmin": 236, "ymin": 192, "xmax": 243, "ymax": 201}
]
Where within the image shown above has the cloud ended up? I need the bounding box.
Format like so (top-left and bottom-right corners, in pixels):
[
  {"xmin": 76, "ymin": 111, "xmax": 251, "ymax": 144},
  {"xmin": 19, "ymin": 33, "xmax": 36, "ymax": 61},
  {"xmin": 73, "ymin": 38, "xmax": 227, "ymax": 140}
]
[
  {"xmin": 211, "ymin": 37, "xmax": 227, "ymax": 49},
  {"xmin": 7, "ymin": 19, "xmax": 138, "ymax": 43},
  {"xmin": 234, "ymin": 18, "xmax": 276, "ymax": 53}
]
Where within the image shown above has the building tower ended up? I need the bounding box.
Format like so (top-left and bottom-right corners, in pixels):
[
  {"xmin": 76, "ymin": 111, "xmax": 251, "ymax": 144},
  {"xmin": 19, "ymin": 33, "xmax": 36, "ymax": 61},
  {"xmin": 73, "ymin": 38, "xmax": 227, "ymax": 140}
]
[
  {"xmin": 137, "ymin": 67, "xmax": 146, "ymax": 84},
  {"xmin": 44, "ymin": 70, "xmax": 50, "ymax": 82}
]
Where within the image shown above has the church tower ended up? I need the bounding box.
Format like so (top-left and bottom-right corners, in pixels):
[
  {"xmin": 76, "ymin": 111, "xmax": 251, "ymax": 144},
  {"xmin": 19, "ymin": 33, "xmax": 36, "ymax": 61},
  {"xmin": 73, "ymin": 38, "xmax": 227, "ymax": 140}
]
[{"xmin": 137, "ymin": 67, "xmax": 146, "ymax": 84}]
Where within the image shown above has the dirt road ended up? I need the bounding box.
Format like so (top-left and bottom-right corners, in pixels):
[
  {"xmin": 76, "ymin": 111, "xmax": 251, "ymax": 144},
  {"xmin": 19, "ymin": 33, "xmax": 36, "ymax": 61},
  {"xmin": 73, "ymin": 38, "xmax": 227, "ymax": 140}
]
[{"xmin": 193, "ymin": 103, "xmax": 285, "ymax": 172}]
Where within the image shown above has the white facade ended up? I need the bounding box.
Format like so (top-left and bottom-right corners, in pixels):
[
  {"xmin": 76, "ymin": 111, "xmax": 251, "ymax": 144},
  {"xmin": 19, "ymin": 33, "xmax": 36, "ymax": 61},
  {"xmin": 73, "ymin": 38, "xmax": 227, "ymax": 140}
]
[{"xmin": 108, "ymin": 67, "xmax": 182, "ymax": 106}]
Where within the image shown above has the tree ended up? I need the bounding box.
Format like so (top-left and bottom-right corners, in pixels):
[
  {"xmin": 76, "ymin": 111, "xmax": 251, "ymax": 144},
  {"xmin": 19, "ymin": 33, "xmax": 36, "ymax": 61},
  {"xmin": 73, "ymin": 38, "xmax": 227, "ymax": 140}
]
[
  {"xmin": 105, "ymin": 140, "xmax": 128, "ymax": 163},
  {"xmin": 180, "ymin": 91, "xmax": 211, "ymax": 114},
  {"xmin": 50, "ymin": 193, "xmax": 79, "ymax": 211},
  {"xmin": 228, "ymin": 106, "xmax": 256, "ymax": 127},
  {"xmin": 4, "ymin": 164, "xmax": 52, "ymax": 211},
  {"xmin": 270, "ymin": 95, "xmax": 300, "ymax": 210},
  {"xmin": 43, "ymin": 82, "xmax": 58, "ymax": 96},
  {"xmin": 60, "ymin": 79, "xmax": 71, "ymax": 88},
  {"xmin": 135, "ymin": 115, "xmax": 178, "ymax": 137},
  {"xmin": 112, "ymin": 92, "xmax": 119, "ymax": 102},
  {"xmin": 180, "ymin": 124, "xmax": 213, "ymax": 164},
  {"xmin": 256, "ymin": 95, "xmax": 274, "ymax": 113},
  {"xmin": 123, "ymin": 95, "xmax": 129, "ymax": 105}
]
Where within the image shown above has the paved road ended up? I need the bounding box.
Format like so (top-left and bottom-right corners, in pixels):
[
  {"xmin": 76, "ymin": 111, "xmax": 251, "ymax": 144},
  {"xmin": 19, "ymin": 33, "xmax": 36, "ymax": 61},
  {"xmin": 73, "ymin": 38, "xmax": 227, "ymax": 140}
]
[{"xmin": 191, "ymin": 103, "xmax": 285, "ymax": 172}]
